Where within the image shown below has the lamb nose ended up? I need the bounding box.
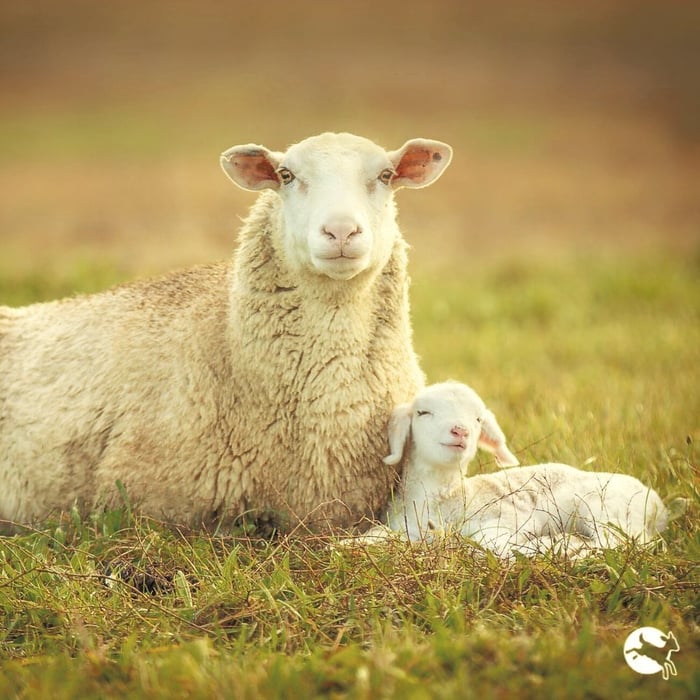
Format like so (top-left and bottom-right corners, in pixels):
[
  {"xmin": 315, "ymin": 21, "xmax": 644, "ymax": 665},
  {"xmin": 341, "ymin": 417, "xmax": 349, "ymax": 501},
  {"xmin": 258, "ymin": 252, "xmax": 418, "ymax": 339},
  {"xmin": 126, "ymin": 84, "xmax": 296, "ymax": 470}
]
[{"xmin": 451, "ymin": 426, "xmax": 468, "ymax": 438}]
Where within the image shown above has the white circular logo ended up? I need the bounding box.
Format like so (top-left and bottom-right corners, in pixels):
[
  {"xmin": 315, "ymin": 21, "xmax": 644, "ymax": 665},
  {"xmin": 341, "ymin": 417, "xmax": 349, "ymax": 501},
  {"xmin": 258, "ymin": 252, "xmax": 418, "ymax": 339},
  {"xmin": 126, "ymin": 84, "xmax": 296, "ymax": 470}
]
[{"xmin": 623, "ymin": 627, "xmax": 680, "ymax": 680}]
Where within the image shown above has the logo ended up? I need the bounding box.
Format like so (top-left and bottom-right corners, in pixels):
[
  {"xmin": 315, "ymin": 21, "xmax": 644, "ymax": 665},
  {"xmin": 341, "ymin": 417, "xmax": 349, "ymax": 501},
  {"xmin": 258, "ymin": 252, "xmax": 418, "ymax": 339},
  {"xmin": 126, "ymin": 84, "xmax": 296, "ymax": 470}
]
[{"xmin": 623, "ymin": 627, "xmax": 680, "ymax": 680}]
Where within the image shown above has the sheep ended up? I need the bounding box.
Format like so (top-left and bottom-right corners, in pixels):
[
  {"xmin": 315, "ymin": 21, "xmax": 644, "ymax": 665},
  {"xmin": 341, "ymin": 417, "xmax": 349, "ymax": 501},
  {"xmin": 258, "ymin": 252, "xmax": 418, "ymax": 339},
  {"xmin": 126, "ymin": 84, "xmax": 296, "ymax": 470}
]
[
  {"xmin": 359, "ymin": 381, "xmax": 668, "ymax": 558},
  {"xmin": 0, "ymin": 132, "xmax": 453, "ymax": 533}
]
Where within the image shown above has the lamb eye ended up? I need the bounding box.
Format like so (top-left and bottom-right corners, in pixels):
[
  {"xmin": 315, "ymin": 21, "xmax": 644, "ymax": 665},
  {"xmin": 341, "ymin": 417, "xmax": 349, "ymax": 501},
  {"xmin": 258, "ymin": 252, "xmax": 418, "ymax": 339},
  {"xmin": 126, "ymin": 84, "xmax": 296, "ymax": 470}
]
[
  {"xmin": 277, "ymin": 167, "xmax": 295, "ymax": 185},
  {"xmin": 378, "ymin": 168, "xmax": 395, "ymax": 185},
  {"xmin": 416, "ymin": 410, "xmax": 431, "ymax": 417}
]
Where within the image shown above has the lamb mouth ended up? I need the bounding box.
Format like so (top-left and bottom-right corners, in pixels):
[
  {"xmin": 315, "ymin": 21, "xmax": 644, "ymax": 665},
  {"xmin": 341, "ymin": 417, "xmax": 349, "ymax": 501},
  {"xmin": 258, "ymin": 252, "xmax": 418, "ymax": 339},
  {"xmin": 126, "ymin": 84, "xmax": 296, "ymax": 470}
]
[{"xmin": 441, "ymin": 442, "xmax": 467, "ymax": 450}]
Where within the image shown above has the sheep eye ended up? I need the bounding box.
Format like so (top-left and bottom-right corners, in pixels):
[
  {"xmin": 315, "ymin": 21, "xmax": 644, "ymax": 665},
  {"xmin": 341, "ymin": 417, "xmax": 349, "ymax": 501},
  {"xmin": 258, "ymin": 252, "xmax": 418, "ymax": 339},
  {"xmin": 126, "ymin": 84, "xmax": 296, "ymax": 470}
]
[
  {"xmin": 277, "ymin": 167, "xmax": 295, "ymax": 185},
  {"xmin": 378, "ymin": 168, "xmax": 395, "ymax": 185},
  {"xmin": 416, "ymin": 410, "xmax": 431, "ymax": 417}
]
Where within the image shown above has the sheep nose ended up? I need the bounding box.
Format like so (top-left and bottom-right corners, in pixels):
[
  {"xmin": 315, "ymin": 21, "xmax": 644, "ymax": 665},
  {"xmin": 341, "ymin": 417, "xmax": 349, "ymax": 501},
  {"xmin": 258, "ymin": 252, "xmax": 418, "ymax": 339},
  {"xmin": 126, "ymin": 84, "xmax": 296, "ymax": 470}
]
[
  {"xmin": 322, "ymin": 218, "xmax": 361, "ymax": 246},
  {"xmin": 451, "ymin": 425, "xmax": 468, "ymax": 438}
]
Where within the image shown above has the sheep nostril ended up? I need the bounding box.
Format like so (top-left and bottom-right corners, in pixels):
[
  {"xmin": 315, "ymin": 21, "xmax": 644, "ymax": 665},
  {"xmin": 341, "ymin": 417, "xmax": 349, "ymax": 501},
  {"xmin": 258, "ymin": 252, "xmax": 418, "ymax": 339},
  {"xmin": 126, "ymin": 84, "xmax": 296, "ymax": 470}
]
[{"xmin": 322, "ymin": 220, "xmax": 361, "ymax": 245}]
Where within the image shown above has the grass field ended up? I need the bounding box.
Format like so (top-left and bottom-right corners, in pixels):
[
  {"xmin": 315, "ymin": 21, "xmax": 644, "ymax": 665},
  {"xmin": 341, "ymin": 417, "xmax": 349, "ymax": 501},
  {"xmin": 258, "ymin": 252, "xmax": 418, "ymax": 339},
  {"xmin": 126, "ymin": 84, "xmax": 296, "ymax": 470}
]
[
  {"xmin": 1, "ymin": 254, "xmax": 698, "ymax": 698},
  {"xmin": 1, "ymin": 1, "xmax": 699, "ymax": 697}
]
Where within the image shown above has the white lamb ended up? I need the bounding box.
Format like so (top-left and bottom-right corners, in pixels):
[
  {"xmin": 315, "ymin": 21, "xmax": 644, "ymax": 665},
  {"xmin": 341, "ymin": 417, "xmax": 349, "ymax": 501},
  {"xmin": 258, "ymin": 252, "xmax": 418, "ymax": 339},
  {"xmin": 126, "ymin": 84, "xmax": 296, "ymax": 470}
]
[
  {"xmin": 0, "ymin": 132, "xmax": 452, "ymax": 533},
  {"xmin": 369, "ymin": 382, "xmax": 668, "ymax": 557}
]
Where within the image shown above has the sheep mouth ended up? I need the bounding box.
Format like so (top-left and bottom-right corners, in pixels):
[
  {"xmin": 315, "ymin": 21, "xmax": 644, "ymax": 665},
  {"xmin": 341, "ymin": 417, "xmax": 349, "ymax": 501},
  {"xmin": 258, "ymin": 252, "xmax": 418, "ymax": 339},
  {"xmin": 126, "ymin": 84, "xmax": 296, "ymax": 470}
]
[
  {"xmin": 441, "ymin": 441, "xmax": 467, "ymax": 451},
  {"xmin": 318, "ymin": 253, "xmax": 360, "ymax": 261},
  {"xmin": 312, "ymin": 254, "xmax": 369, "ymax": 280}
]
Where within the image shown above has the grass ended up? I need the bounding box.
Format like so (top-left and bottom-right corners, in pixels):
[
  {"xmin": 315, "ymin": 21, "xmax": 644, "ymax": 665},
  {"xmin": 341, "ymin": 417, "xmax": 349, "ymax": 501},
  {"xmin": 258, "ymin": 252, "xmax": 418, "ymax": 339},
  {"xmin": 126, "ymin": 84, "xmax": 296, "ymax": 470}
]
[{"xmin": 0, "ymin": 253, "xmax": 698, "ymax": 699}]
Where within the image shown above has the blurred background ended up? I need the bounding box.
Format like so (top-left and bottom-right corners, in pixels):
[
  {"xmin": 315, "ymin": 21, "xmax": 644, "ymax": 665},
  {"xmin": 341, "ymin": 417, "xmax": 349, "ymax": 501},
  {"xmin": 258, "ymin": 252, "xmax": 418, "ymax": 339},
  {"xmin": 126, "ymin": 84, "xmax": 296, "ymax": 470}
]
[{"xmin": 1, "ymin": 0, "xmax": 698, "ymax": 280}]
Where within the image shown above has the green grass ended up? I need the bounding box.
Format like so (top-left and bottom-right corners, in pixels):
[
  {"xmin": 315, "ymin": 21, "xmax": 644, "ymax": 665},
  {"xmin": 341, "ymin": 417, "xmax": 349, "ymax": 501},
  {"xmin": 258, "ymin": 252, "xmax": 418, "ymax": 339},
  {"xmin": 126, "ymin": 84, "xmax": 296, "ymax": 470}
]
[{"xmin": 0, "ymin": 252, "xmax": 698, "ymax": 698}]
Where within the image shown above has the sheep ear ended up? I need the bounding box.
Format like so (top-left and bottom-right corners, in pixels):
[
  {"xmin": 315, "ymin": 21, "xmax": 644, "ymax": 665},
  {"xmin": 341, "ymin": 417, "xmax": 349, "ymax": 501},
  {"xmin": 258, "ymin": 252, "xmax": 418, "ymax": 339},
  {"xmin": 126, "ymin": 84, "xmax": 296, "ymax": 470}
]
[
  {"xmin": 220, "ymin": 145, "xmax": 283, "ymax": 191},
  {"xmin": 383, "ymin": 403, "xmax": 413, "ymax": 465},
  {"xmin": 478, "ymin": 409, "xmax": 520, "ymax": 468},
  {"xmin": 388, "ymin": 139, "xmax": 453, "ymax": 189}
]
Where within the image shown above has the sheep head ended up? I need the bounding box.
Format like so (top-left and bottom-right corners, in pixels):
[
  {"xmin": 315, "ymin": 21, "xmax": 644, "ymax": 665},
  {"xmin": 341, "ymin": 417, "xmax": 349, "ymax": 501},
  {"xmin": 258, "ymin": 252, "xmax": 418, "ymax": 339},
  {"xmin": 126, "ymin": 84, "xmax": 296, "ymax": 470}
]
[
  {"xmin": 383, "ymin": 381, "xmax": 520, "ymax": 471},
  {"xmin": 220, "ymin": 132, "xmax": 452, "ymax": 281}
]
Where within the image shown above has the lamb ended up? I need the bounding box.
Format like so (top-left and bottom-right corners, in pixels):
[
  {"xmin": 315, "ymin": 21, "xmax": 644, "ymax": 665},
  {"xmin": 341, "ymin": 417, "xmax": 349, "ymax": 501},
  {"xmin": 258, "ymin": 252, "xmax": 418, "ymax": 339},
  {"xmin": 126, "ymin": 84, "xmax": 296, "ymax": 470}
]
[
  {"xmin": 0, "ymin": 132, "xmax": 453, "ymax": 533},
  {"xmin": 364, "ymin": 381, "xmax": 668, "ymax": 557}
]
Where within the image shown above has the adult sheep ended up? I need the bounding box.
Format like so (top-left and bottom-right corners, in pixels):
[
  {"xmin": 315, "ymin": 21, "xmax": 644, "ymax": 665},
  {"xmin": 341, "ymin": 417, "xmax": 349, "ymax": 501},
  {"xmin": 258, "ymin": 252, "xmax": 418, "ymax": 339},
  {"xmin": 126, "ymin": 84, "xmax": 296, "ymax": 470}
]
[{"xmin": 0, "ymin": 132, "xmax": 452, "ymax": 533}]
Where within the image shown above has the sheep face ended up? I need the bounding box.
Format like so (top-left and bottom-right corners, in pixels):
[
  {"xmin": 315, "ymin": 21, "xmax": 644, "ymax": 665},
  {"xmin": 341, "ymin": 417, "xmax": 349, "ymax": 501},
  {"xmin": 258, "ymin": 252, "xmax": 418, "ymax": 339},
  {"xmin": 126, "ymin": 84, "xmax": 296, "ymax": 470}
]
[
  {"xmin": 220, "ymin": 132, "xmax": 452, "ymax": 281},
  {"xmin": 384, "ymin": 382, "xmax": 520, "ymax": 470}
]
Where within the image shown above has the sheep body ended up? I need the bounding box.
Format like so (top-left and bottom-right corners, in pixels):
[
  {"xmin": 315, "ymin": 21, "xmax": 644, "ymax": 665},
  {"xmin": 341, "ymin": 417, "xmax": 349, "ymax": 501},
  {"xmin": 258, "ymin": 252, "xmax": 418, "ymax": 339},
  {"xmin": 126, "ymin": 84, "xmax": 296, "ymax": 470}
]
[
  {"xmin": 0, "ymin": 133, "xmax": 452, "ymax": 531},
  {"xmin": 376, "ymin": 382, "xmax": 668, "ymax": 557},
  {"xmin": 406, "ymin": 463, "xmax": 668, "ymax": 556}
]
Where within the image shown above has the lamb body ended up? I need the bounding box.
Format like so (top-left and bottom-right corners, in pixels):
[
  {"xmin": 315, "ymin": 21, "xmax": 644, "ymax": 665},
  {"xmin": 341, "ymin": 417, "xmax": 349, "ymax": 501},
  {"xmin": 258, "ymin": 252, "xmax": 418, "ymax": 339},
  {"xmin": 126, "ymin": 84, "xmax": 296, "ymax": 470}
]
[
  {"xmin": 0, "ymin": 132, "xmax": 452, "ymax": 531},
  {"xmin": 379, "ymin": 382, "xmax": 668, "ymax": 556}
]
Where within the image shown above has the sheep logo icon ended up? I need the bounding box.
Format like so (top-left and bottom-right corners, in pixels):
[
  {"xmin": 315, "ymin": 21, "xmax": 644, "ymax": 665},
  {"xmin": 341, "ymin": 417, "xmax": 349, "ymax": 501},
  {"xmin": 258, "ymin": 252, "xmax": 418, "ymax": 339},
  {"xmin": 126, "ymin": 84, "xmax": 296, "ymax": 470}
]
[{"xmin": 623, "ymin": 627, "xmax": 680, "ymax": 680}]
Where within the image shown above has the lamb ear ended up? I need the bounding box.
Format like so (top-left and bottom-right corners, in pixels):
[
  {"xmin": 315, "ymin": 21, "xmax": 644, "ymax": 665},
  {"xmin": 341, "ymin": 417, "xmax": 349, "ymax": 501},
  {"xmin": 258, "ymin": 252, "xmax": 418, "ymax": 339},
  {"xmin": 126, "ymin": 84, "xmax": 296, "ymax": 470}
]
[
  {"xmin": 478, "ymin": 409, "xmax": 520, "ymax": 468},
  {"xmin": 220, "ymin": 145, "xmax": 283, "ymax": 191},
  {"xmin": 383, "ymin": 403, "xmax": 413, "ymax": 465},
  {"xmin": 388, "ymin": 139, "xmax": 453, "ymax": 189}
]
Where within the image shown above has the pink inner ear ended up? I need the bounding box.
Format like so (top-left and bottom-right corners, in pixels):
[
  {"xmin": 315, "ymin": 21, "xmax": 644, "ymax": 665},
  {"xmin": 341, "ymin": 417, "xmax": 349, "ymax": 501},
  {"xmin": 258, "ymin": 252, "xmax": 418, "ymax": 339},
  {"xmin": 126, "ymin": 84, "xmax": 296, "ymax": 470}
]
[
  {"xmin": 395, "ymin": 147, "xmax": 442, "ymax": 185},
  {"xmin": 478, "ymin": 433, "xmax": 498, "ymax": 452},
  {"xmin": 231, "ymin": 151, "xmax": 279, "ymax": 188}
]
